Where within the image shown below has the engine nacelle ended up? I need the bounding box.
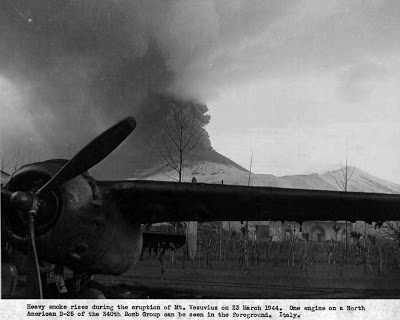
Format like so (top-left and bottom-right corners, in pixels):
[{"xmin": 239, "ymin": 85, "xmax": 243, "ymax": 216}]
[{"xmin": 3, "ymin": 160, "xmax": 142, "ymax": 275}]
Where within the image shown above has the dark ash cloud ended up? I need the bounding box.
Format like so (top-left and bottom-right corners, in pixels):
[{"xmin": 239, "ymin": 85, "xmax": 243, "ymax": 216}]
[{"xmin": 0, "ymin": 0, "xmax": 214, "ymax": 178}]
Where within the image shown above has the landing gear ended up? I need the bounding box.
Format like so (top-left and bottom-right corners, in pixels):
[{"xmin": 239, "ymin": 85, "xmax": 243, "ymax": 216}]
[
  {"xmin": 55, "ymin": 265, "xmax": 67, "ymax": 294},
  {"xmin": 55, "ymin": 267, "xmax": 106, "ymax": 299},
  {"xmin": 1, "ymin": 262, "xmax": 18, "ymax": 298}
]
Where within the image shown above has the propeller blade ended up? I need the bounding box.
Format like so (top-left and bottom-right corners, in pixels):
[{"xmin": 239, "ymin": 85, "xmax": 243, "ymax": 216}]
[
  {"xmin": 36, "ymin": 116, "xmax": 136, "ymax": 197},
  {"xmin": 26, "ymin": 215, "xmax": 43, "ymax": 298}
]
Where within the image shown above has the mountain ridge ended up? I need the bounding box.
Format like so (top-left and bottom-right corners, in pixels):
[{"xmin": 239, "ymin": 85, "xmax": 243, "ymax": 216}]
[{"xmin": 137, "ymin": 154, "xmax": 400, "ymax": 194}]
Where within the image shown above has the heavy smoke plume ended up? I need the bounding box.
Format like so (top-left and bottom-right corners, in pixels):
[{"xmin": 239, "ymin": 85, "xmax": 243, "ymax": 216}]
[{"xmin": 0, "ymin": 0, "xmax": 228, "ymax": 178}]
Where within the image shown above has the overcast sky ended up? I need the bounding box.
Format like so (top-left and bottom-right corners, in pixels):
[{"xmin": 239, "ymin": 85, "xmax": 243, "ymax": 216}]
[
  {"xmin": 1, "ymin": 1, "xmax": 400, "ymax": 183},
  {"xmin": 202, "ymin": 0, "xmax": 400, "ymax": 183}
]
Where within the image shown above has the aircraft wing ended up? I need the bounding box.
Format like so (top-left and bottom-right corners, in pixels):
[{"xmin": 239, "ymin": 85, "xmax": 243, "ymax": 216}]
[{"xmin": 104, "ymin": 180, "xmax": 400, "ymax": 224}]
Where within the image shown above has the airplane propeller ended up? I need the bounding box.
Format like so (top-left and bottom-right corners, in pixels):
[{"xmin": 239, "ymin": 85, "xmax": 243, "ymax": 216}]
[
  {"xmin": 1, "ymin": 116, "xmax": 136, "ymax": 298},
  {"xmin": 36, "ymin": 117, "xmax": 136, "ymax": 197}
]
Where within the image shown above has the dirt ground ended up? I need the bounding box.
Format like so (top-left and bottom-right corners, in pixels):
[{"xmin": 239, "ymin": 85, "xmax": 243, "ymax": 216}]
[
  {"xmin": 92, "ymin": 254, "xmax": 400, "ymax": 299},
  {"xmin": 6, "ymin": 254, "xmax": 400, "ymax": 299}
]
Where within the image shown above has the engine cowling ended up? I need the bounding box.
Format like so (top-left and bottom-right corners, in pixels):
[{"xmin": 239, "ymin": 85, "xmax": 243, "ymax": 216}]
[{"xmin": 3, "ymin": 160, "xmax": 142, "ymax": 275}]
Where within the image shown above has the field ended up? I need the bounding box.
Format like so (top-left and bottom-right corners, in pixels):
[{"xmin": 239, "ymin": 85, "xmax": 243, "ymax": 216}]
[
  {"xmin": 94, "ymin": 258, "xmax": 400, "ymax": 299},
  {"xmin": 92, "ymin": 235, "xmax": 400, "ymax": 299},
  {"xmin": 6, "ymin": 232, "xmax": 400, "ymax": 299},
  {"xmin": 7, "ymin": 252, "xmax": 400, "ymax": 299}
]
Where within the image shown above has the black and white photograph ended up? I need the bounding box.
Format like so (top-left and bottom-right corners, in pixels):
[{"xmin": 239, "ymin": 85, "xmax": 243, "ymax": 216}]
[{"xmin": 1, "ymin": 0, "xmax": 400, "ymax": 307}]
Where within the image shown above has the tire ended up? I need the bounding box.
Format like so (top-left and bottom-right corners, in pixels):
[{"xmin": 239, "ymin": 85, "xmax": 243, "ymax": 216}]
[{"xmin": 77, "ymin": 288, "xmax": 106, "ymax": 299}]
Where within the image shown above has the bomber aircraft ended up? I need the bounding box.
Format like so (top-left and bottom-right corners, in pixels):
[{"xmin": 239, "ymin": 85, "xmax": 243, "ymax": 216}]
[{"xmin": 1, "ymin": 116, "xmax": 400, "ymax": 298}]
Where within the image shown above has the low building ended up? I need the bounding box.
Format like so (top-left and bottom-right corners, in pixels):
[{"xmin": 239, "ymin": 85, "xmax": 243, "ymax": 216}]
[
  {"xmin": 222, "ymin": 220, "xmax": 353, "ymax": 242},
  {"xmin": 269, "ymin": 221, "xmax": 352, "ymax": 242}
]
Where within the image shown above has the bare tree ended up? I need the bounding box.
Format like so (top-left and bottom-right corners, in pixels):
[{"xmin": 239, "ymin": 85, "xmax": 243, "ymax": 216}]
[
  {"xmin": 160, "ymin": 103, "xmax": 208, "ymax": 182},
  {"xmin": 334, "ymin": 156, "xmax": 358, "ymax": 192},
  {"xmin": 380, "ymin": 221, "xmax": 400, "ymax": 246},
  {"xmin": 381, "ymin": 222, "xmax": 400, "ymax": 268},
  {"xmin": 301, "ymin": 226, "xmax": 311, "ymax": 273},
  {"xmin": 334, "ymin": 155, "xmax": 358, "ymax": 267},
  {"xmin": 247, "ymin": 150, "xmax": 253, "ymax": 186},
  {"xmin": 0, "ymin": 151, "xmax": 12, "ymax": 172},
  {"xmin": 12, "ymin": 147, "xmax": 21, "ymax": 172}
]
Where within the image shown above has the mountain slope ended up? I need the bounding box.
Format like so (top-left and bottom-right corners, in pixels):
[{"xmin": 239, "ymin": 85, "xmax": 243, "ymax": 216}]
[
  {"xmin": 139, "ymin": 158, "xmax": 400, "ymax": 194},
  {"xmin": 321, "ymin": 168, "xmax": 400, "ymax": 194}
]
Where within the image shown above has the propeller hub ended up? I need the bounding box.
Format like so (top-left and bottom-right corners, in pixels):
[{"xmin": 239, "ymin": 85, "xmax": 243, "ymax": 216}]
[
  {"xmin": 10, "ymin": 191, "xmax": 35, "ymax": 212},
  {"xmin": 4, "ymin": 167, "xmax": 62, "ymax": 242}
]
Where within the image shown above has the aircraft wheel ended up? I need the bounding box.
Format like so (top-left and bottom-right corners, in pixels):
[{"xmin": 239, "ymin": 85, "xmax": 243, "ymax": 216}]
[{"xmin": 77, "ymin": 288, "xmax": 105, "ymax": 299}]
